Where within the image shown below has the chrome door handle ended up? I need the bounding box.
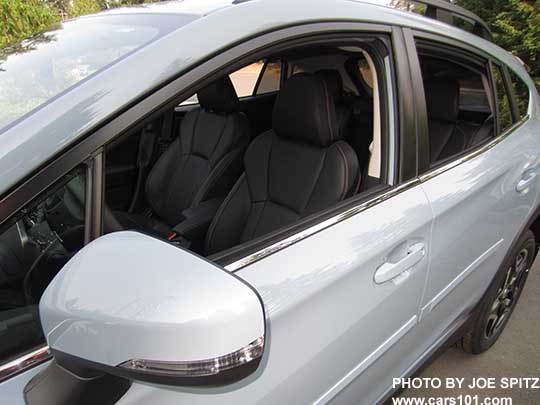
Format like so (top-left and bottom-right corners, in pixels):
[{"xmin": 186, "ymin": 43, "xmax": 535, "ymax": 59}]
[
  {"xmin": 516, "ymin": 170, "xmax": 538, "ymax": 193},
  {"xmin": 374, "ymin": 243, "xmax": 425, "ymax": 284}
]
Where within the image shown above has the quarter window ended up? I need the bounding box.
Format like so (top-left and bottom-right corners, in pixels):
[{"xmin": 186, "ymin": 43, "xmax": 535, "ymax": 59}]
[
  {"xmin": 491, "ymin": 64, "xmax": 513, "ymax": 133},
  {"xmin": 255, "ymin": 61, "xmax": 281, "ymax": 95},
  {"xmin": 508, "ymin": 69, "xmax": 529, "ymax": 120},
  {"xmin": 180, "ymin": 59, "xmax": 281, "ymax": 105},
  {"xmin": 229, "ymin": 61, "xmax": 264, "ymax": 97},
  {"xmin": 0, "ymin": 166, "xmax": 87, "ymax": 365}
]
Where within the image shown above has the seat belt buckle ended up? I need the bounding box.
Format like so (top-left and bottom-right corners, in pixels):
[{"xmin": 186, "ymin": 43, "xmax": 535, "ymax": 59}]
[{"xmin": 167, "ymin": 232, "xmax": 191, "ymax": 249}]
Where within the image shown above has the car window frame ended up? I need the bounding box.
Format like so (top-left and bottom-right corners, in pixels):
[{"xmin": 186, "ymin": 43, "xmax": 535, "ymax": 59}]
[
  {"xmin": 0, "ymin": 157, "xmax": 98, "ymax": 382},
  {"xmin": 416, "ymin": 38, "xmax": 494, "ymax": 169},
  {"xmin": 408, "ymin": 29, "xmax": 530, "ymax": 179},
  {"xmin": 0, "ymin": 24, "xmax": 403, "ymax": 274}
]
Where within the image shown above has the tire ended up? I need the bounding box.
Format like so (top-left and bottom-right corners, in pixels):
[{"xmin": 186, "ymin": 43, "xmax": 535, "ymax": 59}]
[{"xmin": 459, "ymin": 229, "xmax": 536, "ymax": 354}]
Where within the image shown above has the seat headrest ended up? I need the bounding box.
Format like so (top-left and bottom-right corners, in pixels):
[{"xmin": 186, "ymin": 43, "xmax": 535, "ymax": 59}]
[
  {"xmin": 424, "ymin": 79, "xmax": 460, "ymax": 122},
  {"xmin": 198, "ymin": 76, "xmax": 239, "ymax": 114},
  {"xmin": 272, "ymin": 74, "xmax": 338, "ymax": 147},
  {"xmin": 316, "ymin": 69, "xmax": 343, "ymax": 103}
]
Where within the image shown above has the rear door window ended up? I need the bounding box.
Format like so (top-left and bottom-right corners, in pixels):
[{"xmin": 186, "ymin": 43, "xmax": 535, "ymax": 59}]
[{"xmin": 416, "ymin": 42, "xmax": 495, "ymax": 164}]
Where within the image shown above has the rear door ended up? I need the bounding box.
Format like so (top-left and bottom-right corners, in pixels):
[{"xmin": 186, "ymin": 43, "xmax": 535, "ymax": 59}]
[{"xmin": 408, "ymin": 32, "xmax": 540, "ymax": 355}]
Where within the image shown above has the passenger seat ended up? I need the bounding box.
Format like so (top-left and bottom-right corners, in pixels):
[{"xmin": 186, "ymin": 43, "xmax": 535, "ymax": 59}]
[
  {"xmin": 205, "ymin": 74, "xmax": 360, "ymax": 254},
  {"xmin": 316, "ymin": 69, "xmax": 353, "ymax": 139}
]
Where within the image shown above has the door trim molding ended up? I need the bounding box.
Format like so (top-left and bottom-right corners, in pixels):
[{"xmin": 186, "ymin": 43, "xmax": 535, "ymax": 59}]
[
  {"xmin": 420, "ymin": 238, "xmax": 505, "ymax": 319},
  {"xmin": 225, "ymin": 178, "xmax": 420, "ymax": 272},
  {"xmin": 419, "ymin": 116, "xmax": 529, "ymax": 184},
  {"xmin": 313, "ymin": 315, "xmax": 418, "ymax": 405},
  {"xmin": 0, "ymin": 346, "xmax": 51, "ymax": 383}
]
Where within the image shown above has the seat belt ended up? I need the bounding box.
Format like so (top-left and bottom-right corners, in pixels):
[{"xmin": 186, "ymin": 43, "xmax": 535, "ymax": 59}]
[{"xmin": 128, "ymin": 123, "xmax": 157, "ymax": 213}]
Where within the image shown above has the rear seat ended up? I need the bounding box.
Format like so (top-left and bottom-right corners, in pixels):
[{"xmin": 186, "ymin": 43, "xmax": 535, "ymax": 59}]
[{"xmin": 425, "ymin": 79, "xmax": 493, "ymax": 162}]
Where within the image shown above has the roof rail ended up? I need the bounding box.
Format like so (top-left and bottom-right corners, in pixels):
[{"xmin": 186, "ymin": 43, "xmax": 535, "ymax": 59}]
[{"xmin": 388, "ymin": 0, "xmax": 493, "ymax": 41}]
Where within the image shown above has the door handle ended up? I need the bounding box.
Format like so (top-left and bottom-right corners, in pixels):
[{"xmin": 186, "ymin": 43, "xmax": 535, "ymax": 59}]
[
  {"xmin": 516, "ymin": 170, "xmax": 538, "ymax": 193},
  {"xmin": 374, "ymin": 243, "xmax": 425, "ymax": 284}
]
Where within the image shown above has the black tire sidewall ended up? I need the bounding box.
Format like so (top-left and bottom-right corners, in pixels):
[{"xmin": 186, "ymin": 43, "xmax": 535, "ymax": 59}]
[{"xmin": 469, "ymin": 230, "xmax": 535, "ymax": 353}]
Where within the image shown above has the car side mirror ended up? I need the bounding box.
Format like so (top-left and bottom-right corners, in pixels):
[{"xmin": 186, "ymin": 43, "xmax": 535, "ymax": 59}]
[{"xmin": 39, "ymin": 232, "xmax": 265, "ymax": 386}]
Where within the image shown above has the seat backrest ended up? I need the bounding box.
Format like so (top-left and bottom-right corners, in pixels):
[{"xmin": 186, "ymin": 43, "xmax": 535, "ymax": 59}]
[
  {"xmin": 205, "ymin": 74, "xmax": 360, "ymax": 255},
  {"xmin": 145, "ymin": 77, "xmax": 250, "ymax": 226},
  {"xmin": 425, "ymin": 79, "xmax": 469, "ymax": 162},
  {"xmin": 316, "ymin": 69, "xmax": 353, "ymax": 139}
]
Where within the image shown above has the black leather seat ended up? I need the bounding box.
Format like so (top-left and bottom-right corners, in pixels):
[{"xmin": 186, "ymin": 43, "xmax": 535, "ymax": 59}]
[
  {"xmin": 316, "ymin": 69, "xmax": 353, "ymax": 139},
  {"xmin": 205, "ymin": 74, "xmax": 360, "ymax": 255},
  {"xmin": 112, "ymin": 76, "xmax": 250, "ymax": 236},
  {"xmin": 425, "ymin": 79, "xmax": 470, "ymax": 162},
  {"xmin": 425, "ymin": 79, "xmax": 495, "ymax": 163}
]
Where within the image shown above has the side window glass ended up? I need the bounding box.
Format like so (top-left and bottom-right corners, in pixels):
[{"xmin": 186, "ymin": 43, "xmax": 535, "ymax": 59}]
[
  {"xmin": 417, "ymin": 46, "xmax": 495, "ymax": 164},
  {"xmin": 0, "ymin": 166, "xmax": 86, "ymax": 365},
  {"xmin": 178, "ymin": 60, "xmax": 279, "ymax": 107},
  {"xmin": 508, "ymin": 69, "xmax": 530, "ymax": 120},
  {"xmin": 357, "ymin": 58, "xmax": 374, "ymax": 89},
  {"xmin": 255, "ymin": 61, "xmax": 281, "ymax": 95},
  {"xmin": 179, "ymin": 94, "xmax": 198, "ymax": 106},
  {"xmin": 229, "ymin": 61, "xmax": 264, "ymax": 97},
  {"xmin": 491, "ymin": 65, "xmax": 513, "ymax": 133}
]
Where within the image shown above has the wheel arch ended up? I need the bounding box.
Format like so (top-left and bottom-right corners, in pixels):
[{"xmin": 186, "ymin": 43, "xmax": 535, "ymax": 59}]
[{"xmin": 526, "ymin": 204, "xmax": 540, "ymax": 257}]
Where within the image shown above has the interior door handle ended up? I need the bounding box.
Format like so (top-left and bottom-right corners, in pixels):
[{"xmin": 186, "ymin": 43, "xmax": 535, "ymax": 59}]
[
  {"xmin": 374, "ymin": 243, "xmax": 425, "ymax": 284},
  {"xmin": 516, "ymin": 170, "xmax": 538, "ymax": 193}
]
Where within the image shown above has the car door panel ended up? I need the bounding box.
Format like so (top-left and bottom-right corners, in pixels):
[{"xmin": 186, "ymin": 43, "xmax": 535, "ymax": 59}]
[
  {"xmin": 115, "ymin": 185, "xmax": 432, "ymax": 404},
  {"xmin": 0, "ymin": 361, "xmax": 48, "ymax": 405}
]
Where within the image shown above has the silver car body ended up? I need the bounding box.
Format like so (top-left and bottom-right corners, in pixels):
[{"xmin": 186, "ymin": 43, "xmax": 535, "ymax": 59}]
[{"xmin": 0, "ymin": 0, "xmax": 539, "ymax": 404}]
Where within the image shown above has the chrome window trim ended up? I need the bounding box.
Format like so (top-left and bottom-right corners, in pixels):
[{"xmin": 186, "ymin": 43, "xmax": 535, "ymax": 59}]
[
  {"xmin": 419, "ymin": 115, "xmax": 530, "ymax": 183},
  {"xmin": 0, "ymin": 345, "xmax": 51, "ymax": 383},
  {"xmin": 225, "ymin": 178, "xmax": 421, "ymax": 272}
]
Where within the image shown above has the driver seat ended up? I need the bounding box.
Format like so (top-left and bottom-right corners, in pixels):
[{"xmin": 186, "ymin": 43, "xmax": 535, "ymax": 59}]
[{"xmin": 110, "ymin": 76, "xmax": 250, "ymax": 236}]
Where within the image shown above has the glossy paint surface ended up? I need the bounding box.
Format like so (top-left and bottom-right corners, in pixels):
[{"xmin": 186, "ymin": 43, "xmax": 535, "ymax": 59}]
[
  {"xmin": 40, "ymin": 232, "xmax": 264, "ymax": 365},
  {"xmin": 0, "ymin": 362, "xmax": 47, "ymax": 405}
]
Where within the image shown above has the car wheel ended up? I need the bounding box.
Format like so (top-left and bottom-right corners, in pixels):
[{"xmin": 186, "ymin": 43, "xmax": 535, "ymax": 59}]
[{"xmin": 459, "ymin": 230, "xmax": 536, "ymax": 354}]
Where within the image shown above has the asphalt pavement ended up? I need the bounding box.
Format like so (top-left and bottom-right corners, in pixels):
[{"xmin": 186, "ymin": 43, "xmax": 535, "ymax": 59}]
[{"xmin": 399, "ymin": 258, "xmax": 540, "ymax": 404}]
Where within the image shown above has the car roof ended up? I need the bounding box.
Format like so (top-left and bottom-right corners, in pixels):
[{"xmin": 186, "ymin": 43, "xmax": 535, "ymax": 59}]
[
  {"xmin": 0, "ymin": 0, "xmax": 533, "ymax": 197},
  {"xmin": 77, "ymin": 0, "xmax": 236, "ymax": 17}
]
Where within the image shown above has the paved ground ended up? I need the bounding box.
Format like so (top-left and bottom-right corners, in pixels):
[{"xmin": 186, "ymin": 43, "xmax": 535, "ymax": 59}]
[{"xmin": 400, "ymin": 258, "xmax": 540, "ymax": 404}]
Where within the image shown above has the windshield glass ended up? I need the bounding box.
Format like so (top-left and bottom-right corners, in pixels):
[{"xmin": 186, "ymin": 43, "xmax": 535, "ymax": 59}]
[{"xmin": 0, "ymin": 14, "xmax": 192, "ymax": 131}]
